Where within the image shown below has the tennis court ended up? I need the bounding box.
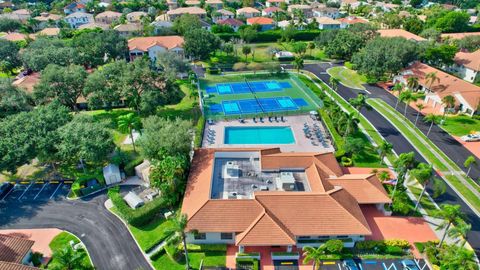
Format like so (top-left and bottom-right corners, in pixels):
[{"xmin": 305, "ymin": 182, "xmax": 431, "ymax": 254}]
[{"xmin": 201, "ymin": 74, "xmax": 323, "ymax": 118}]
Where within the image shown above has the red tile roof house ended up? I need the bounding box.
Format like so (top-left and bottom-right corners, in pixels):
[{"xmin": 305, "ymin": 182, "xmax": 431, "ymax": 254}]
[
  {"xmin": 181, "ymin": 148, "xmax": 391, "ymax": 260},
  {"xmin": 127, "ymin": 36, "xmax": 185, "ymax": 62},
  {"xmin": 262, "ymin": 6, "xmax": 282, "ymax": 17},
  {"xmin": 447, "ymin": 49, "xmax": 480, "ymax": 83},
  {"xmin": 394, "ymin": 61, "xmax": 480, "ymax": 116},
  {"xmin": 63, "ymin": 2, "xmax": 86, "ymax": 15},
  {"xmin": 212, "ymin": 9, "xmax": 234, "ymax": 23},
  {"xmin": 0, "ymin": 234, "xmax": 36, "ymax": 267},
  {"xmin": 216, "ymin": 18, "xmax": 244, "ymax": 32},
  {"xmin": 377, "ymin": 29, "xmax": 425, "ymax": 42},
  {"xmin": 236, "ymin": 7, "xmax": 261, "ymax": 19},
  {"xmin": 246, "ymin": 17, "xmax": 275, "ymax": 31}
]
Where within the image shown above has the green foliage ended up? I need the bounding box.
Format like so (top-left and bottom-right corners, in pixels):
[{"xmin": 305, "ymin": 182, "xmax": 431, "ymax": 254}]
[
  {"xmin": 150, "ymin": 154, "xmax": 189, "ymax": 206},
  {"xmin": 323, "ymin": 239, "xmax": 344, "ymax": 254},
  {"xmin": 156, "ymin": 51, "xmax": 189, "ymax": 80},
  {"xmin": 124, "ymin": 155, "xmax": 144, "ymax": 176},
  {"xmin": 385, "ymin": 246, "xmax": 404, "ymax": 256},
  {"xmin": 184, "ymin": 28, "xmax": 221, "ymax": 60},
  {"xmin": 341, "ymin": 156, "xmax": 353, "ymax": 167},
  {"xmin": 194, "ymin": 115, "xmax": 205, "ymax": 148},
  {"xmin": 108, "ymin": 186, "xmax": 167, "ymax": 226},
  {"xmin": 431, "ymin": 11, "xmax": 471, "ymax": 33},
  {"xmin": 0, "ymin": 79, "xmax": 32, "ymax": 118},
  {"xmin": 217, "ymin": 30, "xmax": 322, "ymax": 43},
  {"xmin": 0, "ymin": 18, "xmax": 22, "ymax": 32},
  {"xmin": 21, "ymin": 38, "xmax": 76, "ymax": 71},
  {"xmin": 0, "ymin": 39, "xmax": 20, "ymax": 74},
  {"xmin": 48, "ymin": 232, "xmax": 92, "ymax": 270},
  {"xmin": 454, "ymin": 35, "xmax": 480, "ymax": 52},
  {"xmin": 403, "ymin": 16, "xmax": 424, "ymax": 35},
  {"xmin": 236, "ymin": 258, "xmax": 259, "ymax": 270},
  {"xmin": 356, "ymin": 239, "xmax": 409, "ymax": 255},
  {"xmin": 422, "ymin": 44, "xmax": 458, "ymax": 67},
  {"xmin": 173, "ymin": 14, "xmax": 202, "ymax": 35}
]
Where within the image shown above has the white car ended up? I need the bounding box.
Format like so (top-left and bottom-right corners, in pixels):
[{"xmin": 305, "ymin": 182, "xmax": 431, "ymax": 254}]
[{"xmin": 461, "ymin": 133, "xmax": 480, "ymax": 142}]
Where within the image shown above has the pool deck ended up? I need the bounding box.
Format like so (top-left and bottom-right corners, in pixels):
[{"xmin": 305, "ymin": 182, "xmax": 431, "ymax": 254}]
[{"xmin": 202, "ymin": 115, "xmax": 335, "ymax": 153}]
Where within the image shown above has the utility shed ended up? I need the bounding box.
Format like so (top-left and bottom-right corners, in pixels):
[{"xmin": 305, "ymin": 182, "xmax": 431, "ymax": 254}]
[
  {"xmin": 103, "ymin": 164, "xmax": 121, "ymax": 185},
  {"xmin": 123, "ymin": 192, "xmax": 144, "ymax": 209}
]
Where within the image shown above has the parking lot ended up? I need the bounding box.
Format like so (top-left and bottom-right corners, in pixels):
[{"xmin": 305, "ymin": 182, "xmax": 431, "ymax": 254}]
[
  {"xmin": 0, "ymin": 180, "xmax": 72, "ymax": 202},
  {"xmin": 316, "ymin": 259, "xmax": 429, "ymax": 270}
]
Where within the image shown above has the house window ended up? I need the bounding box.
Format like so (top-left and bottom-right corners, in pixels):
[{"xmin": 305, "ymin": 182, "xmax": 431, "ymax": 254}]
[
  {"xmin": 318, "ymin": 236, "xmax": 329, "ymax": 239},
  {"xmin": 194, "ymin": 233, "xmax": 206, "ymax": 240},
  {"xmin": 298, "ymin": 236, "xmax": 310, "ymax": 239},
  {"xmin": 221, "ymin": 233, "xmax": 233, "ymax": 240},
  {"xmin": 337, "ymin": 235, "xmax": 349, "ymax": 239}
]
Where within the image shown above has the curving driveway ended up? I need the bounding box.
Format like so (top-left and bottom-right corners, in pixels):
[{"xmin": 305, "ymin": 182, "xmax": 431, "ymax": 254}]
[{"xmin": 0, "ymin": 190, "xmax": 152, "ymax": 270}]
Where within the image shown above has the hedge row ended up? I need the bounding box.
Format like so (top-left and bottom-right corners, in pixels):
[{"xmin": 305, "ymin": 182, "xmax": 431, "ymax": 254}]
[
  {"xmin": 216, "ymin": 30, "xmax": 322, "ymax": 43},
  {"xmin": 124, "ymin": 155, "xmax": 144, "ymax": 176},
  {"xmin": 108, "ymin": 186, "xmax": 166, "ymax": 227},
  {"xmin": 355, "ymin": 239, "xmax": 410, "ymax": 250},
  {"xmin": 194, "ymin": 115, "xmax": 205, "ymax": 148}
]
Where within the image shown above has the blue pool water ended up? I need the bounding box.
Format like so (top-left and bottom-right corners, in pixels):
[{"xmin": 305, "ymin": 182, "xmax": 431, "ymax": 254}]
[{"xmin": 224, "ymin": 126, "xmax": 295, "ymax": 144}]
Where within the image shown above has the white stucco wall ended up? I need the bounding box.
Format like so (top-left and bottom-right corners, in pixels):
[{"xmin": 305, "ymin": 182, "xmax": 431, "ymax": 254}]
[{"xmin": 186, "ymin": 232, "xmax": 236, "ymax": 244}]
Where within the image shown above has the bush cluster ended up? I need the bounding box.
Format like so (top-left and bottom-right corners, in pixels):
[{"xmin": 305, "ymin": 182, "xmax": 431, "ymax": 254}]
[
  {"xmin": 216, "ymin": 30, "xmax": 321, "ymax": 43},
  {"xmin": 124, "ymin": 155, "xmax": 144, "ymax": 176},
  {"xmin": 194, "ymin": 115, "xmax": 205, "ymax": 148},
  {"xmin": 355, "ymin": 240, "xmax": 410, "ymax": 255},
  {"xmin": 236, "ymin": 258, "xmax": 259, "ymax": 270},
  {"xmin": 108, "ymin": 186, "xmax": 166, "ymax": 227}
]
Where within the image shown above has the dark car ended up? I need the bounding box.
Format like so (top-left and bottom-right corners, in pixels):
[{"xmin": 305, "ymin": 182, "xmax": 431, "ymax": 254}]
[{"xmin": 0, "ymin": 182, "xmax": 13, "ymax": 199}]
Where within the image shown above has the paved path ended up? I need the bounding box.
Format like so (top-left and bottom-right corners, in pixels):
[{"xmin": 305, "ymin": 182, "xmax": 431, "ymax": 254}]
[
  {"xmin": 0, "ymin": 189, "xmax": 152, "ymax": 270},
  {"xmin": 302, "ymin": 63, "xmax": 480, "ymax": 257}
]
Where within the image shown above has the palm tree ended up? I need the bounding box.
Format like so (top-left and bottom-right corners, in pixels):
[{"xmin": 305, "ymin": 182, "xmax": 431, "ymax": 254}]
[
  {"xmin": 378, "ymin": 141, "xmax": 393, "ymax": 164},
  {"xmin": 342, "ymin": 112, "xmax": 359, "ymax": 138},
  {"xmin": 349, "ymin": 94, "xmax": 369, "ymax": 117},
  {"xmin": 444, "ymin": 246, "xmax": 478, "ymax": 269},
  {"xmin": 464, "ymin": 155, "xmax": 477, "ymax": 177},
  {"xmin": 407, "ymin": 76, "xmax": 419, "ymax": 91},
  {"xmin": 392, "ymin": 83, "xmax": 403, "ymax": 110},
  {"xmin": 329, "ymin": 77, "xmax": 340, "ymax": 91},
  {"xmin": 307, "ymin": 42, "xmax": 315, "ymax": 56},
  {"xmin": 435, "ymin": 204, "xmax": 465, "ymax": 247},
  {"xmin": 448, "ymin": 221, "xmax": 471, "ymax": 247},
  {"xmin": 118, "ymin": 113, "xmax": 141, "ymax": 153},
  {"xmin": 441, "ymin": 95, "xmax": 456, "ymax": 119},
  {"xmin": 392, "ymin": 152, "xmax": 416, "ymax": 198},
  {"xmin": 166, "ymin": 214, "xmax": 190, "ymax": 270},
  {"xmin": 302, "ymin": 246, "xmax": 324, "ymax": 270},
  {"xmin": 410, "ymin": 163, "xmax": 433, "ymax": 210},
  {"xmin": 50, "ymin": 246, "xmax": 87, "ymax": 270},
  {"xmin": 424, "ymin": 113, "xmax": 440, "ymax": 137},
  {"xmin": 414, "ymin": 103, "xmax": 424, "ymax": 127},
  {"xmin": 377, "ymin": 170, "xmax": 390, "ymax": 182},
  {"xmin": 425, "ymin": 72, "xmax": 439, "ymax": 90},
  {"xmin": 292, "ymin": 56, "xmax": 304, "ymax": 73},
  {"xmin": 399, "ymin": 90, "xmax": 417, "ymax": 116}
]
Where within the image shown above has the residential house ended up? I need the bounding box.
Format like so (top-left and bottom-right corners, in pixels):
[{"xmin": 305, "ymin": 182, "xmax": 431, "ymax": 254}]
[
  {"xmin": 394, "ymin": 62, "xmax": 480, "ymax": 116},
  {"xmin": 205, "ymin": 0, "xmax": 223, "ymax": 10},
  {"xmin": 337, "ymin": 16, "xmax": 368, "ymax": 27},
  {"xmin": 0, "ymin": 1, "xmax": 14, "ymax": 11},
  {"xmin": 236, "ymin": 7, "xmax": 261, "ymax": 18},
  {"xmin": 78, "ymin": 22, "xmax": 109, "ymax": 30},
  {"xmin": 150, "ymin": 20, "xmax": 174, "ymax": 34},
  {"xmin": 312, "ymin": 7, "xmax": 339, "ymax": 19},
  {"xmin": 0, "ymin": 8, "xmax": 30, "ymax": 22},
  {"xmin": 216, "ymin": 18, "xmax": 244, "ymax": 31},
  {"xmin": 166, "ymin": 7, "xmax": 207, "ymax": 21},
  {"xmin": 375, "ymin": 2, "xmax": 399, "ymax": 12},
  {"xmin": 315, "ymin": 17, "xmax": 342, "ymax": 30},
  {"xmin": 440, "ymin": 32, "xmax": 480, "ymax": 41},
  {"xmin": 64, "ymin": 11, "xmax": 94, "ymax": 28},
  {"xmin": 0, "ymin": 262, "xmax": 40, "ymax": 270},
  {"xmin": 340, "ymin": 0, "xmax": 366, "ymax": 10},
  {"xmin": 1, "ymin": 32, "xmax": 29, "ymax": 42},
  {"xmin": 167, "ymin": 0, "xmax": 178, "ymax": 10},
  {"xmin": 266, "ymin": 0, "xmax": 285, "ymax": 7},
  {"xmin": 448, "ymin": 49, "xmax": 480, "ymax": 83},
  {"xmin": 277, "ymin": 20, "xmax": 306, "ymax": 30},
  {"xmin": 0, "ymin": 234, "xmax": 35, "ymax": 266},
  {"xmin": 377, "ymin": 29, "xmax": 425, "ymax": 42},
  {"xmin": 34, "ymin": 12, "xmax": 63, "ymax": 29},
  {"xmin": 127, "ymin": 36, "xmax": 184, "ymax": 62},
  {"xmin": 126, "ymin": 11, "xmax": 147, "ymax": 23},
  {"xmin": 35, "ymin": 27, "xmax": 61, "ymax": 37},
  {"xmin": 64, "ymin": 2, "xmax": 86, "ymax": 15},
  {"xmin": 246, "ymin": 17, "xmax": 275, "ymax": 31},
  {"xmin": 287, "ymin": 4, "xmax": 313, "ymax": 18},
  {"xmin": 114, "ymin": 23, "xmax": 142, "ymax": 37},
  {"xmin": 181, "ymin": 148, "xmax": 391, "ymax": 256},
  {"xmin": 185, "ymin": 0, "xmax": 201, "ymax": 7},
  {"xmin": 212, "ymin": 9, "xmax": 234, "ymax": 23},
  {"xmin": 95, "ymin": 10, "xmax": 121, "ymax": 24},
  {"xmin": 262, "ymin": 7, "xmax": 282, "ymax": 17}
]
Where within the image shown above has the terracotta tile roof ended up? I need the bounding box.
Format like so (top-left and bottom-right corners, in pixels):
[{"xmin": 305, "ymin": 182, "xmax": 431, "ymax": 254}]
[
  {"xmin": 315, "ymin": 16, "xmax": 341, "ymax": 25},
  {"xmin": 236, "ymin": 211, "xmax": 296, "ymax": 246},
  {"xmin": 0, "ymin": 262, "xmax": 40, "ymax": 270},
  {"xmin": 36, "ymin": 27, "xmax": 60, "ymax": 36},
  {"xmin": 0, "ymin": 234, "xmax": 34, "ymax": 263},
  {"xmin": 377, "ymin": 29, "xmax": 425, "ymax": 41},
  {"xmin": 217, "ymin": 18, "xmax": 244, "ymax": 26},
  {"xmin": 95, "ymin": 11, "xmax": 122, "ymax": 18},
  {"xmin": 263, "ymin": 7, "xmax": 282, "ymax": 13},
  {"xmin": 167, "ymin": 7, "xmax": 206, "ymax": 15},
  {"xmin": 260, "ymin": 151, "xmax": 343, "ymax": 176},
  {"xmin": 128, "ymin": 36, "xmax": 184, "ymax": 51},
  {"xmin": 267, "ymin": 0, "xmax": 284, "ymax": 2},
  {"xmin": 237, "ymin": 7, "xmax": 260, "ymax": 14},
  {"xmin": 206, "ymin": 0, "xmax": 223, "ymax": 4},
  {"xmin": 402, "ymin": 62, "xmax": 480, "ymax": 109},
  {"xmin": 114, "ymin": 23, "xmax": 142, "ymax": 32},
  {"xmin": 216, "ymin": 9, "xmax": 234, "ymax": 16},
  {"xmin": 34, "ymin": 13, "xmax": 63, "ymax": 21},
  {"xmin": 78, "ymin": 22, "xmax": 109, "ymax": 30},
  {"xmin": 2, "ymin": 32, "xmax": 28, "ymax": 42},
  {"xmin": 454, "ymin": 49, "xmax": 480, "ymax": 72},
  {"xmin": 338, "ymin": 16, "xmax": 368, "ymax": 24},
  {"xmin": 441, "ymin": 32, "xmax": 480, "ymax": 40},
  {"xmin": 305, "ymin": 164, "xmax": 334, "ymax": 192},
  {"xmin": 247, "ymin": 17, "xmax": 274, "ymax": 25},
  {"xmin": 329, "ymin": 174, "xmax": 391, "ymax": 204}
]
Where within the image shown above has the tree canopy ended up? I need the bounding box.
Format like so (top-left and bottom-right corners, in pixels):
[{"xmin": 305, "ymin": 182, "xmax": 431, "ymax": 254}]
[
  {"xmin": 183, "ymin": 28, "xmax": 221, "ymax": 60},
  {"xmin": 0, "ymin": 39, "xmax": 21, "ymax": 74},
  {"xmin": 0, "ymin": 79, "xmax": 31, "ymax": 118}
]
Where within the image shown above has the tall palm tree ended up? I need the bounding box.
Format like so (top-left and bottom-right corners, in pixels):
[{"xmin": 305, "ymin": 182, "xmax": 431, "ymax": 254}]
[
  {"xmin": 50, "ymin": 246, "xmax": 87, "ymax": 270},
  {"xmin": 392, "ymin": 152, "xmax": 416, "ymax": 198},
  {"xmin": 292, "ymin": 56, "xmax": 304, "ymax": 73},
  {"xmin": 329, "ymin": 77, "xmax": 340, "ymax": 91},
  {"xmin": 307, "ymin": 42, "xmax": 315, "ymax": 56},
  {"xmin": 392, "ymin": 83, "xmax": 403, "ymax": 110},
  {"xmin": 377, "ymin": 170, "xmax": 390, "ymax": 182},
  {"xmin": 424, "ymin": 113, "xmax": 440, "ymax": 137},
  {"xmin": 378, "ymin": 140, "xmax": 393, "ymax": 164},
  {"xmin": 444, "ymin": 246, "xmax": 478, "ymax": 269},
  {"xmin": 410, "ymin": 162, "xmax": 433, "ymax": 210},
  {"xmin": 118, "ymin": 113, "xmax": 141, "ymax": 153},
  {"xmin": 464, "ymin": 155, "xmax": 476, "ymax": 177},
  {"xmin": 414, "ymin": 103, "xmax": 424, "ymax": 127},
  {"xmin": 349, "ymin": 94, "xmax": 369, "ymax": 117},
  {"xmin": 399, "ymin": 90, "xmax": 417, "ymax": 116},
  {"xmin": 425, "ymin": 72, "xmax": 439, "ymax": 90},
  {"xmin": 165, "ymin": 214, "xmax": 190, "ymax": 270},
  {"xmin": 302, "ymin": 246, "xmax": 324, "ymax": 270},
  {"xmin": 435, "ymin": 204, "xmax": 465, "ymax": 247},
  {"xmin": 448, "ymin": 221, "xmax": 471, "ymax": 247},
  {"xmin": 407, "ymin": 76, "xmax": 419, "ymax": 91},
  {"xmin": 342, "ymin": 112, "xmax": 359, "ymax": 138},
  {"xmin": 441, "ymin": 95, "xmax": 456, "ymax": 119}
]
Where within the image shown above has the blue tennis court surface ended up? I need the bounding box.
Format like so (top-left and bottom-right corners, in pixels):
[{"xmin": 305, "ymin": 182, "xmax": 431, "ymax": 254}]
[
  {"xmin": 207, "ymin": 80, "xmax": 293, "ymax": 95},
  {"xmin": 216, "ymin": 97, "xmax": 307, "ymax": 115},
  {"xmin": 293, "ymin": 98, "xmax": 308, "ymax": 107}
]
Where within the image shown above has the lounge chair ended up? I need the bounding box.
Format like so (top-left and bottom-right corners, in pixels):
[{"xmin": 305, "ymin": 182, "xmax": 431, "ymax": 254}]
[
  {"xmin": 253, "ymin": 117, "xmax": 256, "ymax": 123},
  {"xmin": 274, "ymin": 116, "xmax": 278, "ymax": 122},
  {"xmin": 260, "ymin": 117, "xmax": 264, "ymax": 122},
  {"xmin": 281, "ymin": 116, "xmax": 284, "ymax": 122},
  {"xmin": 269, "ymin": 116, "xmax": 272, "ymax": 122}
]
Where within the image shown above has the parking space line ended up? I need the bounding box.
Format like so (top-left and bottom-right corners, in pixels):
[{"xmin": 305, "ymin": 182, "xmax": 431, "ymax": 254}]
[
  {"xmin": 50, "ymin": 183, "xmax": 63, "ymax": 199},
  {"xmin": 383, "ymin": 262, "xmax": 397, "ymax": 270},
  {"xmin": 34, "ymin": 183, "xmax": 47, "ymax": 200},
  {"xmin": 1, "ymin": 186, "xmax": 15, "ymax": 201},
  {"xmin": 18, "ymin": 182, "xmax": 33, "ymax": 200}
]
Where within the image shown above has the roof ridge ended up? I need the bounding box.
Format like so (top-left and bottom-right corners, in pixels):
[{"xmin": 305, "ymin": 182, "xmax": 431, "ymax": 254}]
[
  {"xmin": 328, "ymin": 189, "xmax": 371, "ymax": 234},
  {"xmin": 235, "ymin": 210, "xmax": 266, "ymax": 244}
]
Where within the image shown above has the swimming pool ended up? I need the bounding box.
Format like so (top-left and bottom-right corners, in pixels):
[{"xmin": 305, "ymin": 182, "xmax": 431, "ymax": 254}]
[{"xmin": 224, "ymin": 126, "xmax": 295, "ymax": 144}]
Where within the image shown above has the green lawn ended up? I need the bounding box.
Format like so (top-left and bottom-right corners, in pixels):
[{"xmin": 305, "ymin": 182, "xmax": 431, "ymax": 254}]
[
  {"xmin": 200, "ymin": 73, "xmax": 323, "ymax": 120},
  {"xmin": 327, "ymin": 66, "xmax": 367, "ymax": 90},
  {"xmin": 368, "ymin": 98, "xmax": 480, "ymax": 213},
  {"xmin": 152, "ymin": 247, "xmax": 227, "ymax": 270},
  {"xmin": 48, "ymin": 232, "xmax": 93, "ymax": 269},
  {"xmin": 441, "ymin": 115, "xmax": 480, "ymax": 136},
  {"xmin": 408, "ymin": 185, "xmax": 438, "ymax": 217},
  {"xmin": 158, "ymin": 80, "xmax": 201, "ymax": 121}
]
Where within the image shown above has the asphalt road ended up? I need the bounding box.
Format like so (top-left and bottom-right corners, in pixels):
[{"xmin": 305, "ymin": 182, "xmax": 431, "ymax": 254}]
[
  {"xmin": 303, "ymin": 63, "xmax": 480, "ymax": 256},
  {"xmin": 0, "ymin": 189, "xmax": 152, "ymax": 270}
]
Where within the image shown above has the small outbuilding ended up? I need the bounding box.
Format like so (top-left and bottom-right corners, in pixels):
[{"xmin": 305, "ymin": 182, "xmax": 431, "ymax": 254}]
[
  {"xmin": 103, "ymin": 164, "xmax": 122, "ymax": 185},
  {"xmin": 123, "ymin": 191, "xmax": 145, "ymax": 209}
]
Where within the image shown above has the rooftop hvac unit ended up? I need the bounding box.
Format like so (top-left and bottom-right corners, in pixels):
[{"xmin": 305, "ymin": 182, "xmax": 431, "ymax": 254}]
[
  {"xmin": 279, "ymin": 172, "xmax": 296, "ymax": 191},
  {"xmin": 223, "ymin": 161, "xmax": 240, "ymax": 179}
]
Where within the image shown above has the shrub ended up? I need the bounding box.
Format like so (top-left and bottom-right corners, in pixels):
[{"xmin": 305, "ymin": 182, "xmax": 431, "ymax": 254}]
[
  {"xmin": 165, "ymin": 243, "xmax": 182, "ymax": 262},
  {"xmin": 206, "ymin": 67, "xmax": 221, "ymax": 74},
  {"xmin": 341, "ymin": 156, "xmax": 353, "ymax": 166},
  {"xmin": 384, "ymin": 239, "xmax": 410, "ymax": 249},
  {"xmin": 149, "ymin": 248, "xmax": 165, "ymax": 260},
  {"xmin": 108, "ymin": 186, "xmax": 166, "ymax": 226},
  {"xmin": 215, "ymin": 30, "xmax": 321, "ymax": 43},
  {"xmin": 385, "ymin": 246, "xmax": 404, "ymax": 256},
  {"xmin": 185, "ymin": 244, "xmax": 227, "ymax": 252},
  {"xmin": 355, "ymin": 240, "xmax": 386, "ymax": 251},
  {"xmin": 414, "ymin": 242, "xmax": 425, "ymax": 253},
  {"xmin": 124, "ymin": 155, "xmax": 144, "ymax": 176},
  {"xmin": 194, "ymin": 115, "xmax": 205, "ymax": 148},
  {"xmin": 236, "ymin": 258, "xmax": 259, "ymax": 270},
  {"xmin": 323, "ymin": 239, "xmax": 344, "ymax": 254}
]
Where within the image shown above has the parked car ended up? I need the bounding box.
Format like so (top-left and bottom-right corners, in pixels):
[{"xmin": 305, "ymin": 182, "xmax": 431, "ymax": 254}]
[
  {"xmin": 342, "ymin": 259, "xmax": 360, "ymax": 270},
  {"xmin": 0, "ymin": 182, "xmax": 13, "ymax": 199},
  {"xmin": 461, "ymin": 133, "xmax": 480, "ymax": 142},
  {"xmin": 402, "ymin": 259, "xmax": 419, "ymax": 270}
]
